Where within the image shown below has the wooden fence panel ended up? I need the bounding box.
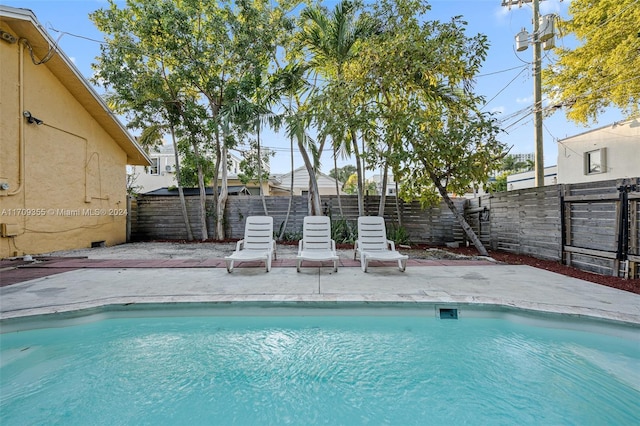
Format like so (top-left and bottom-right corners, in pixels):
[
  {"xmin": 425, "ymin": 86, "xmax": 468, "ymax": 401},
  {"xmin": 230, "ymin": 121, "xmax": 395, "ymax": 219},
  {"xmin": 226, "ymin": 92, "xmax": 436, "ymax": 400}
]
[
  {"xmin": 130, "ymin": 178, "xmax": 638, "ymax": 279},
  {"xmin": 469, "ymin": 186, "xmax": 562, "ymax": 260},
  {"xmin": 559, "ymin": 178, "xmax": 639, "ymax": 277},
  {"xmin": 132, "ymin": 194, "xmax": 467, "ymax": 245}
]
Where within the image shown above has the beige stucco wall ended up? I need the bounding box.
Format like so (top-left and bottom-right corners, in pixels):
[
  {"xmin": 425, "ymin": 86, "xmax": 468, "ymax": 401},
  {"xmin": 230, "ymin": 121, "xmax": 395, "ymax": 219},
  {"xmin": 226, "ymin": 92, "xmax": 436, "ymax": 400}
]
[
  {"xmin": 0, "ymin": 22, "xmax": 130, "ymax": 257},
  {"xmin": 557, "ymin": 119, "xmax": 640, "ymax": 184}
]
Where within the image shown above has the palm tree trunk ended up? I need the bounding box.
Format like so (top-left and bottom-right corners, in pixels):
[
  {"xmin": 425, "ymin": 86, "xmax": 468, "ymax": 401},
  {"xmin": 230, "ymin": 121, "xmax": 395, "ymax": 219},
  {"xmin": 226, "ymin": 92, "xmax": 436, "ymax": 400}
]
[
  {"xmin": 333, "ymin": 148, "xmax": 343, "ymax": 217},
  {"xmin": 299, "ymin": 139, "xmax": 321, "ymax": 215},
  {"xmin": 256, "ymin": 124, "xmax": 268, "ymax": 216},
  {"xmin": 378, "ymin": 161, "xmax": 389, "ymax": 217},
  {"xmin": 394, "ymin": 180, "xmax": 402, "ymax": 228},
  {"xmin": 279, "ymin": 131, "xmax": 295, "ymax": 241},
  {"xmin": 351, "ymin": 132, "xmax": 364, "ymax": 216}
]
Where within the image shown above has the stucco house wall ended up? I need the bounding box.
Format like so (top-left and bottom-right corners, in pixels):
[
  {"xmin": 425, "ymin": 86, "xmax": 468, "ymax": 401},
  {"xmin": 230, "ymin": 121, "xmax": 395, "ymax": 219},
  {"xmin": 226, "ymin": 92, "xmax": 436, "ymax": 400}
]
[
  {"xmin": 0, "ymin": 7, "xmax": 149, "ymax": 258},
  {"xmin": 557, "ymin": 118, "xmax": 639, "ymax": 184},
  {"xmin": 131, "ymin": 146, "xmax": 249, "ymax": 194}
]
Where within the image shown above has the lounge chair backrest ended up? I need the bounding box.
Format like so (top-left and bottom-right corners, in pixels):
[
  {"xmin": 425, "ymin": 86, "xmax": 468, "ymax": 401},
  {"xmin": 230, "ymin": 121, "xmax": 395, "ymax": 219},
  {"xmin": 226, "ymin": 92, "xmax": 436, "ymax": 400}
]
[
  {"xmin": 242, "ymin": 216, "xmax": 274, "ymax": 251},
  {"xmin": 357, "ymin": 216, "xmax": 389, "ymax": 251},
  {"xmin": 302, "ymin": 216, "xmax": 332, "ymax": 251}
]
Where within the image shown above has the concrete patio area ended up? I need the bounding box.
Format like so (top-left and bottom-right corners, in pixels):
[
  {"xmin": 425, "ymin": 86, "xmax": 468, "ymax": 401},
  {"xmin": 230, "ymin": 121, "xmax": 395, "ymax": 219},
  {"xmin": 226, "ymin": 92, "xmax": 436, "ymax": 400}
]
[{"xmin": 2, "ymin": 259, "xmax": 640, "ymax": 327}]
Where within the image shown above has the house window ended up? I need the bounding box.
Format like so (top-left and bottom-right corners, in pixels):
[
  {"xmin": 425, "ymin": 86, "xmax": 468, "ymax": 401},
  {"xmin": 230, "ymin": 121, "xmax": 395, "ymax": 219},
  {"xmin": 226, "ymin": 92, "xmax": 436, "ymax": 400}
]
[
  {"xmin": 584, "ymin": 148, "xmax": 606, "ymax": 175},
  {"xmin": 148, "ymin": 158, "xmax": 159, "ymax": 175}
]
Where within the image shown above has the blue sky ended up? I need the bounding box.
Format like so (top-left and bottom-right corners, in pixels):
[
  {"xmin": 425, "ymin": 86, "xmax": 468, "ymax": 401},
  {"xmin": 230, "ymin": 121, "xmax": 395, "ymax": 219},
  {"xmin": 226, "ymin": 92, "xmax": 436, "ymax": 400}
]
[{"xmin": 2, "ymin": 0, "xmax": 626, "ymax": 175}]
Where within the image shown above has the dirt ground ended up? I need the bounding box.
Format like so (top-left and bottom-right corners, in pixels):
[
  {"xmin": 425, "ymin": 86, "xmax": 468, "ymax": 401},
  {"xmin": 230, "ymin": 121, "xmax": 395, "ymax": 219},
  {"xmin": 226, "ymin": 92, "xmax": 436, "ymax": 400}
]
[{"xmin": 42, "ymin": 241, "xmax": 640, "ymax": 295}]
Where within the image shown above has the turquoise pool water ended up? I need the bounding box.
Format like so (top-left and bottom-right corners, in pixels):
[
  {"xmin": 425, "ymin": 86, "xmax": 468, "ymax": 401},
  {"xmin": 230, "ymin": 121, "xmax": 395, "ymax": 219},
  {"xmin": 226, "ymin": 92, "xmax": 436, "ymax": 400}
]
[{"xmin": 1, "ymin": 310, "xmax": 639, "ymax": 425}]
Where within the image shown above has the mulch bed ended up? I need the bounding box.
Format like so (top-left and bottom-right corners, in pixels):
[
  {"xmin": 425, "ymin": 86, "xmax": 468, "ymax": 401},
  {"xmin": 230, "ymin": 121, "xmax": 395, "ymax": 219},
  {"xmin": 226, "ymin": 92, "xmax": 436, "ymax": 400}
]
[{"xmin": 441, "ymin": 246, "xmax": 640, "ymax": 295}]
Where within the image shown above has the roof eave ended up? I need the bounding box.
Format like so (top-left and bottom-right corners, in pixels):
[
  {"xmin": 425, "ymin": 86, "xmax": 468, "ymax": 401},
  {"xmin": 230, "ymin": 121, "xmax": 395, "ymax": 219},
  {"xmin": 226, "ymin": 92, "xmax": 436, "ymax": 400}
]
[{"xmin": 0, "ymin": 6, "xmax": 151, "ymax": 166}]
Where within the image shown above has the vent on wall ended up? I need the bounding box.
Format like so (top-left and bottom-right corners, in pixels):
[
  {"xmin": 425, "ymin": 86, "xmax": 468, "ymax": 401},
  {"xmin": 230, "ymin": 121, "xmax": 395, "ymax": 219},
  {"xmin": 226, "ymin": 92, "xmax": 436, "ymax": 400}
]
[{"xmin": 91, "ymin": 241, "xmax": 106, "ymax": 248}]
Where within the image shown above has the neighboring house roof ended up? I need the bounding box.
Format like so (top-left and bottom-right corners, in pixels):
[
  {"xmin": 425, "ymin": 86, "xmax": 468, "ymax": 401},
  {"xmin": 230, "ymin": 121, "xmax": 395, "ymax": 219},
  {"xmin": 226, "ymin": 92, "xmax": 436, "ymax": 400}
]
[
  {"xmin": 143, "ymin": 186, "xmax": 251, "ymax": 196},
  {"xmin": 0, "ymin": 6, "xmax": 150, "ymax": 166},
  {"xmin": 558, "ymin": 117, "xmax": 640, "ymax": 142},
  {"xmin": 274, "ymin": 166, "xmax": 343, "ymax": 191}
]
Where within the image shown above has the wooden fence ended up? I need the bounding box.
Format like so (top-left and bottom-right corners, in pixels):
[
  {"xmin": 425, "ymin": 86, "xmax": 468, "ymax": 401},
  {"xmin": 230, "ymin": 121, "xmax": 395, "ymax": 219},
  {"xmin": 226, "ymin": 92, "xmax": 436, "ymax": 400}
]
[
  {"xmin": 466, "ymin": 178, "xmax": 639, "ymax": 278},
  {"xmin": 465, "ymin": 185, "xmax": 562, "ymax": 261},
  {"xmin": 561, "ymin": 178, "xmax": 639, "ymax": 278},
  {"xmin": 131, "ymin": 193, "xmax": 465, "ymax": 245},
  {"xmin": 129, "ymin": 177, "xmax": 639, "ymax": 279}
]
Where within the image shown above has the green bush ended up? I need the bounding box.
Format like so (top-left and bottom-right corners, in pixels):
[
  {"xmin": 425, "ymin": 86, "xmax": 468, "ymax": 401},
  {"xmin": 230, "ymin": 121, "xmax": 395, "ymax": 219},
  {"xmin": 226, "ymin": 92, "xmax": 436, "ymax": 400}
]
[
  {"xmin": 330, "ymin": 217, "xmax": 357, "ymax": 244},
  {"xmin": 386, "ymin": 224, "xmax": 410, "ymax": 245}
]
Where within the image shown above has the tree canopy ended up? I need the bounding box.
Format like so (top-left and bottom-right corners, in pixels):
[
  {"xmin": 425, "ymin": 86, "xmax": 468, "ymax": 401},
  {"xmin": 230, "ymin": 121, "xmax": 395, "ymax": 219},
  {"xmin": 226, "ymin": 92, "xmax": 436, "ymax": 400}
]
[
  {"xmin": 543, "ymin": 0, "xmax": 640, "ymax": 124},
  {"xmin": 91, "ymin": 0, "xmax": 508, "ymax": 253}
]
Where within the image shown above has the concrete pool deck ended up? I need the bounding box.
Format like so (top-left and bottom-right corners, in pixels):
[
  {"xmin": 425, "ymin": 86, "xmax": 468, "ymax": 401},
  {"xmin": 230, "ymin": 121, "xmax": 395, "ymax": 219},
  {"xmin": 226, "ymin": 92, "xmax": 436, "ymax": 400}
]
[{"xmin": 2, "ymin": 257, "xmax": 640, "ymax": 326}]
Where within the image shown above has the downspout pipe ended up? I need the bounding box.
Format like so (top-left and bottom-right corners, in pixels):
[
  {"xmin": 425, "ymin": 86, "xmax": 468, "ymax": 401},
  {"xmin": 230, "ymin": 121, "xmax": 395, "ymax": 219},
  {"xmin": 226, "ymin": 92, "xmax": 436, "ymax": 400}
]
[{"xmin": 5, "ymin": 39, "xmax": 26, "ymax": 197}]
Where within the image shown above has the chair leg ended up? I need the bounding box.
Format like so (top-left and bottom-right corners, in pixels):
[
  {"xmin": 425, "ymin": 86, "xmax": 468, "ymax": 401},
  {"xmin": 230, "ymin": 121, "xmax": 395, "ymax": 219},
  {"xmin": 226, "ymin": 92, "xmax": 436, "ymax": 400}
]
[
  {"xmin": 399, "ymin": 259, "xmax": 406, "ymax": 272},
  {"xmin": 361, "ymin": 255, "xmax": 368, "ymax": 272},
  {"xmin": 297, "ymin": 259, "xmax": 301, "ymax": 273},
  {"xmin": 333, "ymin": 259, "xmax": 338, "ymax": 273},
  {"xmin": 226, "ymin": 260, "xmax": 234, "ymax": 273},
  {"xmin": 266, "ymin": 256, "xmax": 271, "ymax": 272}
]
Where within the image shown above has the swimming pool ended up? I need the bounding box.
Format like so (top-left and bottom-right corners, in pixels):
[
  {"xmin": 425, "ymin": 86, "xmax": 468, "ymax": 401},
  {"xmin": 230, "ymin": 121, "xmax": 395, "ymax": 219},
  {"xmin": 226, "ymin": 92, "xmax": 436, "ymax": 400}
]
[{"xmin": 1, "ymin": 305, "xmax": 639, "ymax": 425}]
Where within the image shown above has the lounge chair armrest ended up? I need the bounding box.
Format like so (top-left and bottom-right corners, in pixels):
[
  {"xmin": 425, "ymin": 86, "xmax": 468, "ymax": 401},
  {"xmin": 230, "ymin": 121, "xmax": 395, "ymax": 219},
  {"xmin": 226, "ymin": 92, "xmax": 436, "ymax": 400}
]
[
  {"xmin": 297, "ymin": 240, "xmax": 304, "ymax": 256},
  {"xmin": 272, "ymin": 239, "xmax": 277, "ymax": 260},
  {"xmin": 330, "ymin": 239, "xmax": 336, "ymax": 252},
  {"xmin": 387, "ymin": 239, "xmax": 397, "ymax": 251},
  {"xmin": 353, "ymin": 240, "xmax": 359, "ymax": 260},
  {"xmin": 235, "ymin": 239, "xmax": 245, "ymax": 251}
]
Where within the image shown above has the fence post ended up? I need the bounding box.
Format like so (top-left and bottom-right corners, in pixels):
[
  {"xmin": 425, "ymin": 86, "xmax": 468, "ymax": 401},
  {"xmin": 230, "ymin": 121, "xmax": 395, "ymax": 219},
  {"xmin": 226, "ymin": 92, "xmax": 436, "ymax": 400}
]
[{"xmin": 126, "ymin": 195, "xmax": 132, "ymax": 242}]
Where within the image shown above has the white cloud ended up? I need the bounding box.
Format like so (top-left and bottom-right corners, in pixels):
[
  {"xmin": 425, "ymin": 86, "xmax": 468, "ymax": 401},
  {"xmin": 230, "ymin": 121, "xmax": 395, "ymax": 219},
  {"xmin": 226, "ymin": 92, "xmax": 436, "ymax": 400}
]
[
  {"xmin": 516, "ymin": 96, "xmax": 533, "ymax": 104},
  {"xmin": 540, "ymin": 0, "xmax": 567, "ymax": 15}
]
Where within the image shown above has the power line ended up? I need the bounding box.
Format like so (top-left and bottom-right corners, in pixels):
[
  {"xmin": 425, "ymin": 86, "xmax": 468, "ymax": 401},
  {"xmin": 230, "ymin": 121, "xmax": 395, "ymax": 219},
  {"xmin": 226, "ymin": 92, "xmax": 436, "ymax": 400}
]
[
  {"xmin": 476, "ymin": 64, "xmax": 528, "ymax": 77},
  {"xmin": 481, "ymin": 66, "xmax": 529, "ymax": 110}
]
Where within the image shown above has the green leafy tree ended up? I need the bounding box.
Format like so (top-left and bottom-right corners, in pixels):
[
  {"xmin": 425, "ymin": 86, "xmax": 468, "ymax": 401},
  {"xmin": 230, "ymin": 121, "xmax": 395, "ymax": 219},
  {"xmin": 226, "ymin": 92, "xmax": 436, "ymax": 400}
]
[
  {"xmin": 91, "ymin": 1, "xmax": 202, "ymax": 240},
  {"xmin": 352, "ymin": 0, "xmax": 506, "ymax": 256},
  {"xmin": 485, "ymin": 172, "xmax": 508, "ymax": 193},
  {"xmin": 237, "ymin": 141, "xmax": 275, "ymax": 188},
  {"xmin": 329, "ymin": 165, "xmax": 357, "ymax": 188},
  {"xmin": 342, "ymin": 173, "xmax": 358, "ymax": 194},
  {"xmin": 500, "ymin": 154, "xmax": 531, "ymax": 173},
  {"xmin": 93, "ymin": 0, "xmax": 291, "ymax": 240},
  {"xmin": 543, "ymin": 0, "xmax": 640, "ymax": 124},
  {"xmin": 398, "ymin": 109, "xmax": 504, "ymax": 256}
]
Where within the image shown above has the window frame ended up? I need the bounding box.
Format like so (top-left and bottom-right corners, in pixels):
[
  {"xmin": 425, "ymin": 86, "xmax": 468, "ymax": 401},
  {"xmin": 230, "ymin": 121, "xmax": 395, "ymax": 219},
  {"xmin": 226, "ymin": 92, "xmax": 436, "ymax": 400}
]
[
  {"xmin": 148, "ymin": 157, "xmax": 160, "ymax": 175},
  {"xmin": 584, "ymin": 148, "xmax": 606, "ymax": 175}
]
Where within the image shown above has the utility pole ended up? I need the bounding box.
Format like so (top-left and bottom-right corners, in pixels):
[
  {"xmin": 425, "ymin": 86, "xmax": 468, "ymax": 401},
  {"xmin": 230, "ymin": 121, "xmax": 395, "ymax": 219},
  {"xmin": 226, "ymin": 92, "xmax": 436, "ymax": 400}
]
[{"xmin": 502, "ymin": 0, "xmax": 551, "ymax": 188}]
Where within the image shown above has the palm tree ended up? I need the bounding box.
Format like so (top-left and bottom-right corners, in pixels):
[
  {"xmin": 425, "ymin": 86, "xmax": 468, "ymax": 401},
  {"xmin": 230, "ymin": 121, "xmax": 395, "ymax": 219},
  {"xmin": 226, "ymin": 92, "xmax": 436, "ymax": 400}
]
[
  {"xmin": 270, "ymin": 62, "xmax": 311, "ymax": 236},
  {"xmin": 298, "ymin": 0, "xmax": 378, "ymax": 216}
]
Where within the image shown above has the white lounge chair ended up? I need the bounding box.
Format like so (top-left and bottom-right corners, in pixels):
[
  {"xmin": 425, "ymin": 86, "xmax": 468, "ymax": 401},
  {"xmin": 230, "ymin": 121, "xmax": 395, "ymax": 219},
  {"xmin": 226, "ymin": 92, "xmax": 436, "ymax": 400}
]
[
  {"xmin": 225, "ymin": 216, "xmax": 276, "ymax": 272},
  {"xmin": 354, "ymin": 216, "xmax": 408, "ymax": 272},
  {"xmin": 296, "ymin": 216, "xmax": 339, "ymax": 272}
]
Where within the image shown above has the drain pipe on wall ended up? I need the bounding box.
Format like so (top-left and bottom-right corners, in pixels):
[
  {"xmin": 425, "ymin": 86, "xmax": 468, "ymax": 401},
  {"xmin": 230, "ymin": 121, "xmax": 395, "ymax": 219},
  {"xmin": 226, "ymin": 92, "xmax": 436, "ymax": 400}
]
[{"xmin": 5, "ymin": 39, "xmax": 26, "ymax": 197}]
